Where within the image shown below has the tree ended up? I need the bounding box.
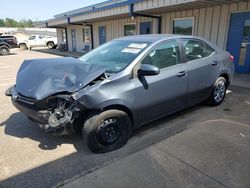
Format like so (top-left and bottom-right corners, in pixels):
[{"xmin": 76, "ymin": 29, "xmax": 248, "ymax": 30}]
[
  {"xmin": 18, "ymin": 19, "xmax": 34, "ymax": 27},
  {"xmin": 4, "ymin": 18, "xmax": 19, "ymax": 27},
  {"xmin": 0, "ymin": 18, "xmax": 35, "ymax": 28},
  {"xmin": 0, "ymin": 19, "xmax": 4, "ymax": 27}
]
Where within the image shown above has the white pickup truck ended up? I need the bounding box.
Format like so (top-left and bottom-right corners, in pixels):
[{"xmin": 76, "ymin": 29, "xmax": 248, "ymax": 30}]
[{"xmin": 19, "ymin": 35, "xmax": 58, "ymax": 50}]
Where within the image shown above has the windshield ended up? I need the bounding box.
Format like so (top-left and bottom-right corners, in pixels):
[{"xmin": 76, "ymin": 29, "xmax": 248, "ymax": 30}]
[{"xmin": 78, "ymin": 40, "xmax": 150, "ymax": 73}]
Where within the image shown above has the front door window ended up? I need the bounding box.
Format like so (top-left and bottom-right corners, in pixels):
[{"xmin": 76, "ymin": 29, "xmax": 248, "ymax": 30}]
[{"xmin": 141, "ymin": 40, "xmax": 181, "ymax": 69}]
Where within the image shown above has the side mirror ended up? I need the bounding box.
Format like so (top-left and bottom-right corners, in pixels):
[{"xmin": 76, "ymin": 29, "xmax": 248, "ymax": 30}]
[{"xmin": 138, "ymin": 64, "xmax": 160, "ymax": 77}]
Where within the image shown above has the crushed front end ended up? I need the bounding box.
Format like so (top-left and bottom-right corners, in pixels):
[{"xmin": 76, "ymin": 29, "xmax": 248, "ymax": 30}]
[{"xmin": 6, "ymin": 85, "xmax": 85, "ymax": 135}]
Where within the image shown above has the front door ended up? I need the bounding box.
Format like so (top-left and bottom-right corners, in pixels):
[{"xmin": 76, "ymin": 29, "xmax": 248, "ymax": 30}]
[
  {"xmin": 71, "ymin": 29, "xmax": 77, "ymax": 52},
  {"xmin": 134, "ymin": 40, "xmax": 188, "ymax": 124},
  {"xmin": 227, "ymin": 12, "xmax": 250, "ymax": 74},
  {"xmin": 99, "ymin": 26, "xmax": 106, "ymax": 45},
  {"xmin": 140, "ymin": 22, "xmax": 152, "ymax": 35}
]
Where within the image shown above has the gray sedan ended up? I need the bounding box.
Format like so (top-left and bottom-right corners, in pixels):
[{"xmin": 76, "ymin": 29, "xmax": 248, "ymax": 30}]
[{"xmin": 6, "ymin": 35, "xmax": 234, "ymax": 153}]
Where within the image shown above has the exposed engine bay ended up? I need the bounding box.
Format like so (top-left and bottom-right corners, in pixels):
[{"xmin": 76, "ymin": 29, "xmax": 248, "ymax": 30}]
[
  {"xmin": 36, "ymin": 73, "xmax": 108, "ymax": 135},
  {"xmin": 30, "ymin": 95, "xmax": 83, "ymax": 135}
]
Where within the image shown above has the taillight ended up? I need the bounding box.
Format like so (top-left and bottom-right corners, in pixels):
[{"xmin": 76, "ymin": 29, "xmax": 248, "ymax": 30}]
[{"xmin": 229, "ymin": 55, "xmax": 234, "ymax": 62}]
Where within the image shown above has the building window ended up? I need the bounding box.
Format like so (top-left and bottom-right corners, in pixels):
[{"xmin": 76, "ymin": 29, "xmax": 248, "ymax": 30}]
[
  {"xmin": 83, "ymin": 28, "xmax": 91, "ymax": 43},
  {"xmin": 173, "ymin": 18, "xmax": 194, "ymax": 35},
  {"xmin": 124, "ymin": 24, "xmax": 136, "ymax": 36}
]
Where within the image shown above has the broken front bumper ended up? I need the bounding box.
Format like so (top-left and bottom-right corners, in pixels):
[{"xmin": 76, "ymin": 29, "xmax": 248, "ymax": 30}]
[{"xmin": 6, "ymin": 86, "xmax": 83, "ymax": 135}]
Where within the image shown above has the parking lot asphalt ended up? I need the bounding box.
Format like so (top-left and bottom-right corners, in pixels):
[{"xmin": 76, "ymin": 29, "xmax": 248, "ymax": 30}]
[{"xmin": 0, "ymin": 49, "xmax": 250, "ymax": 188}]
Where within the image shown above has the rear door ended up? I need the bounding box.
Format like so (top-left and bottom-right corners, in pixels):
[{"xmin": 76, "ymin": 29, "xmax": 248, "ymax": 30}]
[
  {"xmin": 134, "ymin": 39, "xmax": 188, "ymax": 124},
  {"xmin": 180, "ymin": 38, "xmax": 220, "ymax": 106}
]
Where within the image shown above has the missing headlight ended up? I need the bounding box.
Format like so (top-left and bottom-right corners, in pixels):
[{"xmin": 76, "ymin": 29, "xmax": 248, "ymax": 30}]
[{"xmin": 39, "ymin": 95, "xmax": 82, "ymax": 135}]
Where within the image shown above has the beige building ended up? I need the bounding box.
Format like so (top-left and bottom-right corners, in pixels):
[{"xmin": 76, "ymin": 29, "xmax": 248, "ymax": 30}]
[{"xmin": 36, "ymin": 0, "xmax": 250, "ymax": 74}]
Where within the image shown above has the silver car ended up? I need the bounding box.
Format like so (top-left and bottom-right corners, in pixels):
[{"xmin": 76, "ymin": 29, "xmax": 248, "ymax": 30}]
[{"xmin": 6, "ymin": 35, "xmax": 234, "ymax": 153}]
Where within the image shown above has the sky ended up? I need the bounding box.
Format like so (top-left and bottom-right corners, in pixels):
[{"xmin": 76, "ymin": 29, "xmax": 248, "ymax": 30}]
[{"xmin": 0, "ymin": 0, "xmax": 105, "ymax": 21}]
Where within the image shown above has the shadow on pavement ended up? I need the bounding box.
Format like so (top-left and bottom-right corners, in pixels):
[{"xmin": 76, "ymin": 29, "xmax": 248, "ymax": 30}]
[
  {"xmin": 0, "ymin": 112, "xmax": 83, "ymax": 151},
  {"xmin": 0, "ymin": 105, "xmax": 203, "ymax": 188},
  {"xmin": 0, "ymin": 53, "xmax": 17, "ymax": 56},
  {"xmin": 0, "ymin": 86, "xmax": 249, "ymax": 188}
]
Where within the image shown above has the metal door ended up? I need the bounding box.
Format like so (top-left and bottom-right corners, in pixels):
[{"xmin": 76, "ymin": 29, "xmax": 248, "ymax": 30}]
[
  {"xmin": 140, "ymin": 22, "xmax": 152, "ymax": 35},
  {"xmin": 227, "ymin": 12, "xmax": 250, "ymax": 74},
  {"xmin": 99, "ymin": 26, "xmax": 106, "ymax": 45},
  {"xmin": 71, "ymin": 29, "xmax": 76, "ymax": 52}
]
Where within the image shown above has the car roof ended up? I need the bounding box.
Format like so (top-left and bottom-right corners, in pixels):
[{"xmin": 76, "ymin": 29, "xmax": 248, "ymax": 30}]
[
  {"xmin": 115, "ymin": 34, "xmax": 220, "ymax": 51},
  {"xmin": 116, "ymin": 34, "xmax": 197, "ymax": 43}
]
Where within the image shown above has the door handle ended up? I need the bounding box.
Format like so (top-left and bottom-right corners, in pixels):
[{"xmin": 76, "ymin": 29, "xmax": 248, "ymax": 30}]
[
  {"xmin": 212, "ymin": 61, "xmax": 219, "ymax": 66},
  {"xmin": 177, "ymin": 71, "xmax": 187, "ymax": 77}
]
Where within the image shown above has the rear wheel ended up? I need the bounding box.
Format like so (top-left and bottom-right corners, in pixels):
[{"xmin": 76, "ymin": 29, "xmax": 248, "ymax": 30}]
[
  {"xmin": 208, "ymin": 77, "xmax": 227, "ymax": 106},
  {"xmin": 0, "ymin": 45, "xmax": 10, "ymax": 55},
  {"xmin": 47, "ymin": 42, "xmax": 55, "ymax": 49},
  {"xmin": 82, "ymin": 110, "xmax": 132, "ymax": 153},
  {"xmin": 19, "ymin": 43, "xmax": 27, "ymax": 50}
]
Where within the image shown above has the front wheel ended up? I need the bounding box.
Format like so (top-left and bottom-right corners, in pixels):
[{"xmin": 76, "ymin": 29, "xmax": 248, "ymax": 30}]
[
  {"xmin": 82, "ymin": 110, "xmax": 132, "ymax": 153},
  {"xmin": 208, "ymin": 77, "xmax": 227, "ymax": 106}
]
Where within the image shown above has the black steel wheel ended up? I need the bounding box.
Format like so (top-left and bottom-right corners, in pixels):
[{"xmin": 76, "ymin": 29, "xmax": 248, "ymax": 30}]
[{"xmin": 82, "ymin": 110, "xmax": 132, "ymax": 153}]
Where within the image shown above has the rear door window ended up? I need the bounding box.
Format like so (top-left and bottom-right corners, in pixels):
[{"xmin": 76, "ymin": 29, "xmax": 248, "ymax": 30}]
[{"xmin": 182, "ymin": 39, "xmax": 214, "ymax": 61}]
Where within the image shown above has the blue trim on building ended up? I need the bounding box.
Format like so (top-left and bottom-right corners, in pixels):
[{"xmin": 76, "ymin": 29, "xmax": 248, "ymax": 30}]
[
  {"xmin": 40, "ymin": 0, "xmax": 144, "ymax": 26},
  {"xmin": 54, "ymin": 0, "xmax": 114, "ymax": 18},
  {"xmin": 66, "ymin": 0, "xmax": 144, "ymax": 19}
]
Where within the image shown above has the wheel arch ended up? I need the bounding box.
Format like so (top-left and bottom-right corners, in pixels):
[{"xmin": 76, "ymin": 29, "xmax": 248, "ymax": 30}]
[
  {"xmin": 102, "ymin": 104, "xmax": 134, "ymax": 125},
  {"xmin": 46, "ymin": 41, "xmax": 55, "ymax": 46},
  {"xmin": 0, "ymin": 43, "xmax": 11, "ymax": 49},
  {"xmin": 19, "ymin": 42, "xmax": 27, "ymax": 46},
  {"xmin": 219, "ymin": 73, "xmax": 230, "ymax": 88}
]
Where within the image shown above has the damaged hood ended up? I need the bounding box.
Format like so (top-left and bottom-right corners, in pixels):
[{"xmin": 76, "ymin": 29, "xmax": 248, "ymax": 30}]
[{"xmin": 15, "ymin": 57, "xmax": 106, "ymax": 100}]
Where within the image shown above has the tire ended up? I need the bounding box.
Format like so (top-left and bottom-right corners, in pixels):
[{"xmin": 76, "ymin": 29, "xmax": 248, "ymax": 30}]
[
  {"xmin": 82, "ymin": 109, "xmax": 132, "ymax": 153},
  {"xmin": 207, "ymin": 77, "xmax": 227, "ymax": 106},
  {"xmin": 0, "ymin": 45, "xmax": 10, "ymax": 55},
  {"xmin": 52, "ymin": 45, "xmax": 57, "ymax": 49},
  {"xmin": 19, "ymin": 43, "xmax": 27, "ymax": 50},
  {"xmin": 47, "ymin": 42, "xmax": 55, "ymax": 49}
]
